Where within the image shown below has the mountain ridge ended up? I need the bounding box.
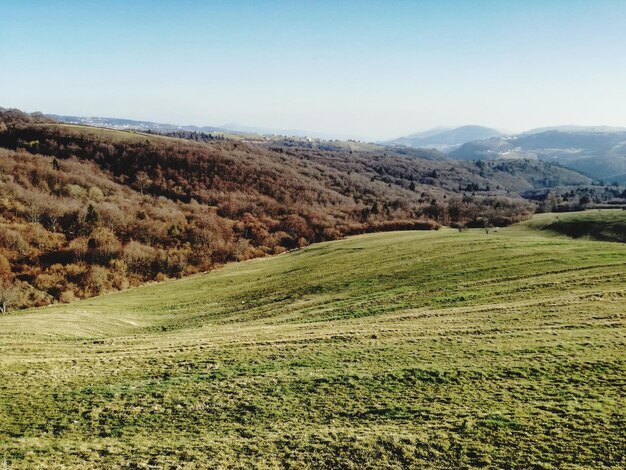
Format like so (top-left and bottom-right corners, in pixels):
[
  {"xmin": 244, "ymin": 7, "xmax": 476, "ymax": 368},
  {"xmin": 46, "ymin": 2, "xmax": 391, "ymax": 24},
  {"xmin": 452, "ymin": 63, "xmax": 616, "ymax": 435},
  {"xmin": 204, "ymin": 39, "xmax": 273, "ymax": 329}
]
[{"xmin": 386, "ymin": 125, "xmax": 504, "ymax": 150}]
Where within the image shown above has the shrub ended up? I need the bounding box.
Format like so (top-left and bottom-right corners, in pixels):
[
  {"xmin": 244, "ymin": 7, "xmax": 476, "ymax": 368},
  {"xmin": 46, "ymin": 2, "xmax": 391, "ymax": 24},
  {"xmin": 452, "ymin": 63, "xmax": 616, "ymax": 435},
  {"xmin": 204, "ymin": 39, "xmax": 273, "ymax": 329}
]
[
  {"xmin": 64, "ymin": 184, "xmax": 86, "ymax": 199},
  {"xmin": 88, "ymin": 227, "xmax": 122, "ymax": 264},
  {"xmin": 88, "ymin": 186, "xmax": 104, "ymax": 202},
  {"xmin": 86, "ymin": 265, "xmax": 110, "ymax": 295},
  {"xmin": 59, "ymin": 290, "xmax": 77, "ymax": 303},
  {"xmin": 0, "ymin": 254, "xmax": 11, "ymax": 279}
]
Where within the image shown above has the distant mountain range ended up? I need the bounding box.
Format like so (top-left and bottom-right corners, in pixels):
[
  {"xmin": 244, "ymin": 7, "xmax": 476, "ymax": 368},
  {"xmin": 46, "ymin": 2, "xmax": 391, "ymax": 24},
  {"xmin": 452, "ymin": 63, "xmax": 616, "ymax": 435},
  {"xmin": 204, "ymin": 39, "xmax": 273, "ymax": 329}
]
[
  {"xmin": 386, "ymin": 125, "xmax": 504, "ymax": 151},
  {"xmin": 523, "ymin": 125, "xmax": 626, "ymax": 135},
  {"xmin": 449, "ymin": 130, "xmax": 626, "ymax": 183},
  {"xmin": 390, "ymin": 125, "xmax": 626, "ymax": 183}
]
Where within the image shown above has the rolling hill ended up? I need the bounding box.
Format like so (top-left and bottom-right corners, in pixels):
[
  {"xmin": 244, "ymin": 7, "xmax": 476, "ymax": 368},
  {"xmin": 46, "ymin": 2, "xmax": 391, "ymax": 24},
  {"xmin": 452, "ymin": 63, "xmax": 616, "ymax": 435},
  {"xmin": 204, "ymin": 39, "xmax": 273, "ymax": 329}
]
[
  {"xmin": 526, "ymin": 209, "xmax": 626, "ymax": 243},
  {"xmin": 1, "ymin": 212, "xmax": 624, "ymax": 467},
  {"xmin": 0, "ymin": 108, "xmax": 600, "ymax": 308}
]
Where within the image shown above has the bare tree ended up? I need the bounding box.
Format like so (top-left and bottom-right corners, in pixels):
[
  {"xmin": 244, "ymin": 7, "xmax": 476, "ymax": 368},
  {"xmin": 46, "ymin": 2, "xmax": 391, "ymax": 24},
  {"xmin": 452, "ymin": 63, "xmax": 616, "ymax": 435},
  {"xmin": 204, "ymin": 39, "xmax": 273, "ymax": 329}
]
[
  {"xmin": 0, "ymin": 281, "xmax": 16, "ymax": 314},
  {"xmin": 135, "ymin": 171, "xmax": 152, "ymax": 195}
]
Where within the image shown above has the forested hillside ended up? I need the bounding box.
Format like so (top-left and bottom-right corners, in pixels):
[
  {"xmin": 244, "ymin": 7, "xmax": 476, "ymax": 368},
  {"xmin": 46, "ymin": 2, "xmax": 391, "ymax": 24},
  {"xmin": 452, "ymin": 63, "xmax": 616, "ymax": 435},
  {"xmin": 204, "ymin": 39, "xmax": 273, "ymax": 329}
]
[{"xmin": 0, "ymin": 109, "xmax": 595, "ymax": 308}]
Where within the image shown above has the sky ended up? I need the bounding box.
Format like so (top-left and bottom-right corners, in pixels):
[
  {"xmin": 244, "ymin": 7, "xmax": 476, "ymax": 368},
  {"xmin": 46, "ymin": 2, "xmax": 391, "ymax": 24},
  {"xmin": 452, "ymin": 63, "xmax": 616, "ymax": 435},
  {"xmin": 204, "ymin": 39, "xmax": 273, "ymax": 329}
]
[{"xmin": 1, "ymin": 0, "xmax": 626, "ymax": 140}]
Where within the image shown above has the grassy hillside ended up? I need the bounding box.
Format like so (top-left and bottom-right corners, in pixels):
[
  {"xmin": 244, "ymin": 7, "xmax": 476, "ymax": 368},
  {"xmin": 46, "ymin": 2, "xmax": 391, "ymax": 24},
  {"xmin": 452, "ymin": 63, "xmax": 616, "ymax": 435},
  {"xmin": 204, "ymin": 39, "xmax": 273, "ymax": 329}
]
[
  {"xmin": 526, "ymin": 209, "xmax": 626, "ymax": 243},
  {"xmin": 1, "ymin": 215, "xmax": 625, "ymax": 468}
]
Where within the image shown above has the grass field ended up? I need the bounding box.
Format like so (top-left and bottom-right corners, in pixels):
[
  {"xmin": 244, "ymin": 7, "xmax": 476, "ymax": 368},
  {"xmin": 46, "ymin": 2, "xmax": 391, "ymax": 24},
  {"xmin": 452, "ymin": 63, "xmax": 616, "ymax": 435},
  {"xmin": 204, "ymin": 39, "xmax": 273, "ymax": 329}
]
[
  {"xmin": 1, "ymin": 212, "xmax": 625, "ymax": 468},
  {"xmin": 526, "ymin": 209, "xmax": 626, "ymax": 243}
]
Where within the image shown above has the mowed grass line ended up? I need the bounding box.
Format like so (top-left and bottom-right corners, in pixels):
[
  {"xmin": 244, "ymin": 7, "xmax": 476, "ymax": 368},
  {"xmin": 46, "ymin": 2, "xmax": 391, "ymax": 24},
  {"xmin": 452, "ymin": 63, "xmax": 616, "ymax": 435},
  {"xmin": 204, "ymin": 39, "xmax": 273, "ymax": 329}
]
[{"xmin": 0, "ymin": 213, "xmax": 625, "ymax": 468}]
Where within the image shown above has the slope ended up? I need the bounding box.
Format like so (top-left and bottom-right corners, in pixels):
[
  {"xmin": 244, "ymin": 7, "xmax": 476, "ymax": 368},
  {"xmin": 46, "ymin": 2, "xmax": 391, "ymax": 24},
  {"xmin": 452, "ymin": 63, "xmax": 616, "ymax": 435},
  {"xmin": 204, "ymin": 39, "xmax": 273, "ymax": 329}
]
[
  {"xmin": 1, "ymin": 213, "xmax": 624, "ymax": 468},
  {"xmin": 524, "ymin": 209, "xmax": 626, "ymax": 243}
]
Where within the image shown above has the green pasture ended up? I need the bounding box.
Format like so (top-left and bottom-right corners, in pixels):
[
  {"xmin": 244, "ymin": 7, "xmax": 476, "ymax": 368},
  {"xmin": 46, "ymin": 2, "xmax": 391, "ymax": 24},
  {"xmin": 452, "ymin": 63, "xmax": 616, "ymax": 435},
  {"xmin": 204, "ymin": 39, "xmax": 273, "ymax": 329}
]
[{"xmin": 1, "ymin": 212, "xmax": 624, "ymax": 468}]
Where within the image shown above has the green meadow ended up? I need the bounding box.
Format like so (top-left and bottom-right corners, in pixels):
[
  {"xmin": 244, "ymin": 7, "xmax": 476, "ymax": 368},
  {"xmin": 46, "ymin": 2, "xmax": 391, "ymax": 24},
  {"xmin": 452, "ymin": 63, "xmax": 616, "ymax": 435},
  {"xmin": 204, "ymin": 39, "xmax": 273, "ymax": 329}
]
[
  {"xmin": 1, "ymin": 212, "xmax": 625, "ymax": 468},
  {"xmin": 527, "ymin": 209, "xmax": 626, "ymax": 243}
]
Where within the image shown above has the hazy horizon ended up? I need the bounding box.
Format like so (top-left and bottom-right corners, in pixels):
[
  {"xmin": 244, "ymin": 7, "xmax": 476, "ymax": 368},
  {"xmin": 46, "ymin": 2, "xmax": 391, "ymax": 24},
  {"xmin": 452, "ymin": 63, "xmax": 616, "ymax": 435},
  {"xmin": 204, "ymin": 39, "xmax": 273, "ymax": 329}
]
[
  {"xmin": 2, "ymin": 0, "xmax": 626, "ymax": 140},
  {"xmin": 33, "ymin": 114, "xmax": 626, "ymax": 142}
]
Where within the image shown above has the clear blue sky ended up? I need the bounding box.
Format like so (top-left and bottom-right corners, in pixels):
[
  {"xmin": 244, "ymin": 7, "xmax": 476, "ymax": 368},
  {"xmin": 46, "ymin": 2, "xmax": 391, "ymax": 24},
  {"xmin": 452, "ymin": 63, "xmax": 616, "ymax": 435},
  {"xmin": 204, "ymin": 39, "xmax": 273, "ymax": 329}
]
[{"xmin": 1, "ymin": 0, "xmax": 625, "ymax": 139}]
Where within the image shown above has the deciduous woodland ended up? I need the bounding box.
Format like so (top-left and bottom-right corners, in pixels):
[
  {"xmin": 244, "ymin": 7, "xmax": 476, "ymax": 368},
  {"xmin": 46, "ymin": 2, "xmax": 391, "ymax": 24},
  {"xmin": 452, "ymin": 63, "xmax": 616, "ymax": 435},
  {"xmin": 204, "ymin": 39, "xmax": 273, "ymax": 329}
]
[{"xmin": 0, "ymin": 109, "xmax": 613, "ymax": 308}]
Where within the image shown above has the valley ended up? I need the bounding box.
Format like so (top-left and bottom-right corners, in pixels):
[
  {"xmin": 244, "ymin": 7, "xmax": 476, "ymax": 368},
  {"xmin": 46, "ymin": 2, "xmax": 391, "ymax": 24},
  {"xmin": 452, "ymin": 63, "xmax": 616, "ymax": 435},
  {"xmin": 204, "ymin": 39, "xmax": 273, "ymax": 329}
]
[
  {"xmin": 2, "ymin": 109, "xmax": 598, "ymax": 310},
  {"xmin": 3, "ymin": 2, "xmax": 626, "ymax": 468}
]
